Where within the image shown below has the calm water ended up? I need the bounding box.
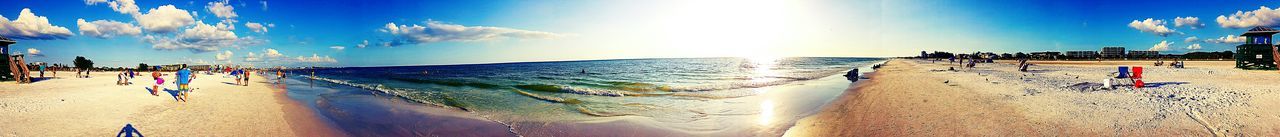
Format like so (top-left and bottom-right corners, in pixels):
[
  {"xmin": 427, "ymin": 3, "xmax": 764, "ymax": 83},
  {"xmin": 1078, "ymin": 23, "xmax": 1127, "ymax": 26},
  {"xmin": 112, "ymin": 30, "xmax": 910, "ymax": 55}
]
[{"xmin": 283, "ymin": 57, "xmax": 884, "ymax": 136}]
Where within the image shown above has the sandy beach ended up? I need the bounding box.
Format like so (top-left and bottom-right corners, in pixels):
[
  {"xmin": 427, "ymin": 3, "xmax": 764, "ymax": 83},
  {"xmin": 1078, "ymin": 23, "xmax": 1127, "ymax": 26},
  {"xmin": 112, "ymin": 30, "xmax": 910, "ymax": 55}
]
[
  {"xmin": 0, "ymin": 71, "xmax": 343, "ymax": 136},
  {"xmin": 786, "ymin": 59, "xmax": 1280, "ymax": 136}
]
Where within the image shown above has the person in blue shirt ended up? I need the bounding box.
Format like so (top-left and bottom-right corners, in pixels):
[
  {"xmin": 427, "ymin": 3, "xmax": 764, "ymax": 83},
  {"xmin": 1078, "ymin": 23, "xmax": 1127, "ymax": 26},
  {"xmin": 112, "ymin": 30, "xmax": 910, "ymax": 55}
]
[{"xmin": 175, "ymin": 64, "xmax": 194, "ymax": 102}]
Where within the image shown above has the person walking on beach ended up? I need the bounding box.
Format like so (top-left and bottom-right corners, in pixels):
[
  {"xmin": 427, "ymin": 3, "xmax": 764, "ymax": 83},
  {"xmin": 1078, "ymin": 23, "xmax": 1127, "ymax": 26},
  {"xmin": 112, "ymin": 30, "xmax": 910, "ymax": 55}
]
[{"xmin": 175, "ymin": 64, "xmax": 193, "ymax": 102}]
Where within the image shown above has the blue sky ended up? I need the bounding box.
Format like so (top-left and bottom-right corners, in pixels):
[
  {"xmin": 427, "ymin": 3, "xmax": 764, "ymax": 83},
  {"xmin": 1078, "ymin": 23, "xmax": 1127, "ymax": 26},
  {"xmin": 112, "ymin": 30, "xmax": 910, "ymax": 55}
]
[{"xmin": 1, "ymin": 0, "xmax": 1277, "ymax": 67}]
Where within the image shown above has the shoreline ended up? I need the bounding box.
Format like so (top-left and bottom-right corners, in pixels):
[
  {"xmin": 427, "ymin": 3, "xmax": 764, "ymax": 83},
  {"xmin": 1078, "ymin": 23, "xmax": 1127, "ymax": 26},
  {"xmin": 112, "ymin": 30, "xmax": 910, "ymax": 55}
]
[{"xmin": 786, "ymin": 59, "xmax": 1280, "ymax": 136}]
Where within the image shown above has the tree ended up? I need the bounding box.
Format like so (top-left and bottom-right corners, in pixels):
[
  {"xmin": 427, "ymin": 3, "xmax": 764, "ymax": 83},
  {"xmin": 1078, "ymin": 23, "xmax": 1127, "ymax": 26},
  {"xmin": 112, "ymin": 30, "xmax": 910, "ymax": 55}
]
[
  {"xmin": 138, "ymin": 63, "xmax": 149, "ymax": 71},
  {"xmin": 74, "ymin": 56, "xmax": 93, "ymax": 77}
]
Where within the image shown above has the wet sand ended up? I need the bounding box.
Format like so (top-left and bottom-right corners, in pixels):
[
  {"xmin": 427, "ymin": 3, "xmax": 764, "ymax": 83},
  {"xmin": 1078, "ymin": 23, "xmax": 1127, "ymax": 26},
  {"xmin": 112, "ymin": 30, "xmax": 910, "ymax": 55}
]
[
  {"xmin": 0, "ymin": 71, "xmax": 342, "ymax": 136},
  {"xmin": 786, "ymin": 59, "xmax": 1280, "ymax": 136}
]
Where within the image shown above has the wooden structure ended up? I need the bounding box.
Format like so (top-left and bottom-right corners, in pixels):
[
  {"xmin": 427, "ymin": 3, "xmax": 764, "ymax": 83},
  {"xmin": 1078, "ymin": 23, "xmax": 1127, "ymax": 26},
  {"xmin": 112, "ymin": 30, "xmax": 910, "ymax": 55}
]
[
  {"xmin": 1, "ymin": 36, "xmax": 31, "ymax": 83},
  {"xmin": 1236, "ymin": 26, "xmax": 1280, "ymax": 70}
]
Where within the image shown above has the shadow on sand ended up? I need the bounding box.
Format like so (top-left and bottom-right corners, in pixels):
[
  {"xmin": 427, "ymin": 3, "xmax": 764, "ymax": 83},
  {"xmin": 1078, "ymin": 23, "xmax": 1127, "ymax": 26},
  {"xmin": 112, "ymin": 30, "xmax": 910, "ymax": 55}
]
[
  {"xmin": 116, "ymin": 123, "xmax": 143, "ymax": 137},
  {"xmin": 1144, "ymin": 82, "xmax": 1190, "ymax": 88},
  {"xmin": 145, "ymin": 87, "xmax": 183, "ymax": 101}
]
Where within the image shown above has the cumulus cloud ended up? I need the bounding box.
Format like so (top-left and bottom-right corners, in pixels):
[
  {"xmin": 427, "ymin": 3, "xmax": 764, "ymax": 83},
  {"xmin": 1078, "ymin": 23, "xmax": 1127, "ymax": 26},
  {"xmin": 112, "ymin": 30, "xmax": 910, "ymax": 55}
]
[
  {"xmin": 1184, "ymin": 36, "xmax": 1199, "ymax": 43},
  {"xmin": 330, "ymin": 45, "xmax": 345, "ymax": 50},
  {"xmin": 294, "ymin": 54, "xmax": 337, "ymax": 63},
  {"xmin": 77, "ymin": 19, "xmax": 141, "ymax": 38},
  {"xmin": 26, "ymin": 48, "xmax": 42, "ymax": 56},
  {"xmin": 1217, "ymin": 6, "xmax": 1280, "ymax": 28},
  {"xmin": 135, "ymin": 5, "xmax": 196, "ymax": 33},
  {"xmin": 0, "ymin": 8, "xmax": 74, "ymax": 40},
  {"xmin": 1174, "ymin": 17, "xmax": 1204, "ymax": 29},
  {"xmin": 379, "ymin": 20, "xmax": 561, "ymax": 46},
  {"xmin": 85, "ymin": 0, "xmax": 140, "ymax": 15},
  {"xmin": 1205, "ymin": 35, "xmax": 1246, "ymax": 44},
  {"xmin": 144, "ymin": 21, "xmax": 263, "ymax": 52},
  {"xmin": 1187, "ymin": 43, "xmax": 1202, "ymax": 50},
  {"xmin": 245, "ymin": 22, "xmax": 267, "ymax": 33},
  {"xmin": 356, "ymin": 40, "xmax": 368, "ymax": 48},
  {"xmin": 1129, "ymin": 18, "xmax": 1176, "ymax": 37},
  {"xmin": 264, "ymin": 48, "xmax": 284, "ymax": 58},
  {"xmin": 215, "ymin": 50, "xmax": 234, "ymax": 61},
  {"xmin": 244, "ymin": 52, "xmax": 262, "ymax": 62},
  {"xmin": 206, "ymin": 1, "xmax": 238, "ymax": 19},
  {"xmin": 1150, "ymin": 40, "xmax": 1173, "ymax": 51}
]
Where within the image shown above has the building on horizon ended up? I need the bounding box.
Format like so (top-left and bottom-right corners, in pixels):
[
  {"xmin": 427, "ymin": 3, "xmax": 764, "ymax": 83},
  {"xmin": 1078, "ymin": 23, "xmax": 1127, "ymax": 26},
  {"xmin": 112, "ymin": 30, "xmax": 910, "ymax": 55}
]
[
  {"xmin": 1101, "ymin": 47, "xmax": 1126, "ymax": 58},
  {"xmin": 1065, "ymin": 51, "xmax": 1099, "ymax": 59},
  {"xmin": 1128, "ymin": 50, "xmax": 1159, "ymax": 59},
  {"xmin": 1029, "ymin": 51, "xmax": 1061, "ymax": 60}
]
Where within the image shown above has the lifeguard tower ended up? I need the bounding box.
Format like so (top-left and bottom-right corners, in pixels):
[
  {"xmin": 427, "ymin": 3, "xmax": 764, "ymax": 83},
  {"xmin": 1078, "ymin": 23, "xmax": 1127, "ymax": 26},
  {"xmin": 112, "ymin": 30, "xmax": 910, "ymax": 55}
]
[
  {"xmin": 1236, "ymin": 26, "xmax": 1280, "ymax": 70},
  {"xmin": 1, "ymin": 36, "xmax": 31, "ymax": 83}
]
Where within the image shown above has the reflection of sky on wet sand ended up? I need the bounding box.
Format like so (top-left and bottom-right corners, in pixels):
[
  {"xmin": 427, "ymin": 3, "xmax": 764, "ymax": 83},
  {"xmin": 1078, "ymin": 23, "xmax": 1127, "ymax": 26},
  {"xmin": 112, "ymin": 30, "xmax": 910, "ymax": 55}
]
[{"xmin": 758, "ymin": 100, "xmax": 775, "ymax": 126}]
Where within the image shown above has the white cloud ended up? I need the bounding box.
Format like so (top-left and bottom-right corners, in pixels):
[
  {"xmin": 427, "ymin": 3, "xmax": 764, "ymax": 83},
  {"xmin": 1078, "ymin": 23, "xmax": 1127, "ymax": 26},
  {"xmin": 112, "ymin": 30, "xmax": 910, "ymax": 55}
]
[
  {"xmin": 380, "ymin": 20, "xmax": 561, "ymax": 46},
  {"xmin": 1128, "ymin": 18, "xmax": 1176, "ymax": 37},
  {"xmin": 1174, "ymin": 17, "xmax": 1204, "ymax": 29},
  {"xmin": 264, "ymin": 48, "xmax": 284, "ymax": 58},
  {"xmin": 216, "ymin": 50, "xmax": 234, "ymax": 61},
  {"xmin": 144, "ymin": 21, "xmax": 262, "ymax": 53},
  {"xmin": 260, "ymin": 0, "xmax": 269, "ymax": 11},
  {"xmin": 330, "ymin": 45, "xmax": 345, "ymax": 50},
  {"xmin": 206, "ymin": 1, "xmax": 238, "ymax": 19},
  {"xmin": 294, "ymin": 54, "xmax": 337, "ymax": 63},
  {"xmin": 245, "ymin": 22, "xmax": 267, "ymax": 33},
  {"xmin": 1150, "ymin": 40, "xmax": 1173, "ymax": 51},
  {"xmin": 77, "ymin": 19, "xmax": 141, "ymax": 39},
  {"xmin": 1216, "ymin": 6, "xmax": 1280, "ymax": 28},
  {"xmin": 356, "ymin": 40, "xmax": 368, "ymax": 48},
  {"xmin": 26, "ymin": 48, "xmax": 42, "ymax": 56},
  {"xmin": 244, "ymin": 52, "xmax": 262, "ymax": 62},
  {"xmin": 1186, "ymin": 43, "xmax": 1202, "ymax": 50},
  {"xmin": 84, "ymin": 0, "xmax": 108, "ymax": 4},
  {"xmin": 1184, "ymin": 36, "xmax": 1199, "ymax": 43},
  {"xmin": 135, "ymin": 5, "xmax": 195, "ymax": 33},
  {"xmin": 86, "ymin": 0, "xmax": 140, "ymax": 15},
  {"xmin": 0, "ymin": 8, "xmax": 74, "ymax": 40},
  {"xmin": 1205, "ymin": 35, "xmax": 1246, "ymax": 44}
]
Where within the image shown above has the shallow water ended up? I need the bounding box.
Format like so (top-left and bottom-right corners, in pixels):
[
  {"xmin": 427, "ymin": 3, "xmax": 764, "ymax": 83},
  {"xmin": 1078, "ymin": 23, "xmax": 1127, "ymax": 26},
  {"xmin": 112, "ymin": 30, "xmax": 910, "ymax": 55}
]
[{"xmin": 281, "ymin": 57, "xmax": 883, "ymax": 136}]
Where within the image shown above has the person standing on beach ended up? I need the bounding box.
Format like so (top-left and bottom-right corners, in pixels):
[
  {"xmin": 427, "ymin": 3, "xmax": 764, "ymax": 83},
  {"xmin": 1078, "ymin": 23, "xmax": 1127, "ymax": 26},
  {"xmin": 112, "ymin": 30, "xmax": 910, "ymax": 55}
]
[
  {"xmin": 151, "ymin": 69, "xmax": 162, "ymax": 96},
  {"xmin": 175, "ymin": 64, "xmax": 193, "ymax": 102},
  {"xmin": 242, "ymin": 69, "xmax": 251, "ymax": 86},
  {"xmin": 232, "ymin": 68, "xmax": 242, "ymax": 85}
]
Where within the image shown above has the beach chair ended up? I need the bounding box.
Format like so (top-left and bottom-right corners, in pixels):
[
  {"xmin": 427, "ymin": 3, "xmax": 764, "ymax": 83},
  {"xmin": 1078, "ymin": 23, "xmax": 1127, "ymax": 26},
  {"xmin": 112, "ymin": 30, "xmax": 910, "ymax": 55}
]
[
  {"xmin": 1132, "ymin": 66, "xmax": 1144, "ymax": 88},
  {"xmin": 1115, "ymin": 66, "xmax": 1129, "ymax": 78}
]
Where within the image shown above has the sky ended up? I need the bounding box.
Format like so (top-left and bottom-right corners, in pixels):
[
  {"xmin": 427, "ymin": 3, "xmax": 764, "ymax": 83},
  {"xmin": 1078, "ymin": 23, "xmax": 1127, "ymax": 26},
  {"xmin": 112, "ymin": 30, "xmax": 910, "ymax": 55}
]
[{"xmin": 1, "ymin": 0, "xmax": 1278, "ymax": 67}]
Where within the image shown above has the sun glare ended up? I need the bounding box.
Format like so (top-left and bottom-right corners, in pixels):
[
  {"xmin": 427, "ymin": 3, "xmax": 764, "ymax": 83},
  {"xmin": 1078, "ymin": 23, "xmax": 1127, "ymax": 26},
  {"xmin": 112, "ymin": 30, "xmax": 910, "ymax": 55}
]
[{"xmin": 661, "ymin": 0, "xmax": 796, "ymax": 57}]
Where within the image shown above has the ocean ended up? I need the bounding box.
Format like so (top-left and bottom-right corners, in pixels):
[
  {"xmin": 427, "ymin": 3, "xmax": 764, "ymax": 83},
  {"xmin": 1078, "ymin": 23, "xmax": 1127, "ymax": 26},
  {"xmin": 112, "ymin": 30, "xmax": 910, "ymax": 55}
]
[{"xmin": 278, "ymin": 57, "xmax": 885, "ymax": 136}]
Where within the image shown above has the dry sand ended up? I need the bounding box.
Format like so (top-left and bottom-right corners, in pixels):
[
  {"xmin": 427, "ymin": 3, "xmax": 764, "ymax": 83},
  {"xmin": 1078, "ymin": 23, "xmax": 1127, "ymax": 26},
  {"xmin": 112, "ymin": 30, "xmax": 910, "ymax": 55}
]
[
  {"xmin": 786, "ymin": 59, "xmax": 1280, "ymax": 136},
  {"xmin": 0, "ymin": 71, "xmax": 343, "ymax": 136}
]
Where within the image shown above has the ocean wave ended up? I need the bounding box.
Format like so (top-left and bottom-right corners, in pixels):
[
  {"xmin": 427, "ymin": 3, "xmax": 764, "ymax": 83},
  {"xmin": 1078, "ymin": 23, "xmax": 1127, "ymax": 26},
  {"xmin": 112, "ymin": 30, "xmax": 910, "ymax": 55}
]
[
  {"xmin": 304, "ymin": 75, "xmax": 470, "ymax": 111},
  {"xmin": 511, "ymin": 89, "xmax": 583, "ymax": 104},
  {"xmin": 515, "ymin": 84, "xmax": 627, "ymax": 97}
]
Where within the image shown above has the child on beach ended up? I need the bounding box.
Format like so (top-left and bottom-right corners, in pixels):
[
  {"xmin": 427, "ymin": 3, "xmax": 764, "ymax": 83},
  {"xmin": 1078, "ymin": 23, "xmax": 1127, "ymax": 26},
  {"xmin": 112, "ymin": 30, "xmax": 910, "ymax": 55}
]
[{"xmin": 151, "ymin": 70, "xmax": 162, "ymax": 96}]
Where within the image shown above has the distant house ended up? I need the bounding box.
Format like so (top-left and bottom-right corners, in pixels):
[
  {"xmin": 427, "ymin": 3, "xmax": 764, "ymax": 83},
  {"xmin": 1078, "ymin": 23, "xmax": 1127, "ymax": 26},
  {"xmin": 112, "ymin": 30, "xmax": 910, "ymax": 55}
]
[
  {"xmin": 1065, "ymin": 51, "xmax": 1099, "ymax": 59},
  {"xmin": 1029, "ymin": 51, "xmax": 1061, "ymax": 60},
  {"xmin": 1128, "ymin": 50, "xmax": 1159, "ymax": 59},
  {"xmin": 1101, "ymin": 47, "xmax": 1126, "ymax": 58}
]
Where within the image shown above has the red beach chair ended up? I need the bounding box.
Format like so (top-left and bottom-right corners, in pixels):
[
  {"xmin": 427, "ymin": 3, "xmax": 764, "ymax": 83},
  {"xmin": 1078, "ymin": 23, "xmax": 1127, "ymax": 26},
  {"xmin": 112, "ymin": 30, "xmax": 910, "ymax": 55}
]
[{"xmin": 1132, "ymin": 66, "xmax": 1144, "ymax": 88}]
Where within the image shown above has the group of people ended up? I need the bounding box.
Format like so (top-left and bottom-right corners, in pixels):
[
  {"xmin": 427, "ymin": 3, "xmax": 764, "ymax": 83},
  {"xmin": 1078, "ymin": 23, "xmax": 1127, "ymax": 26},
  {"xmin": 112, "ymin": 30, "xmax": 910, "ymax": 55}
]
[
  {"xmin": 116, "ymin": 69, "xmax": 136, "ymax": 85},
  {"xmin": 229, "ymin": 67, "xmax": 251, "ymax": 86},
  {"xmin": 148, "ymin": 64, "xmax": 196, "ymax": 102}
]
